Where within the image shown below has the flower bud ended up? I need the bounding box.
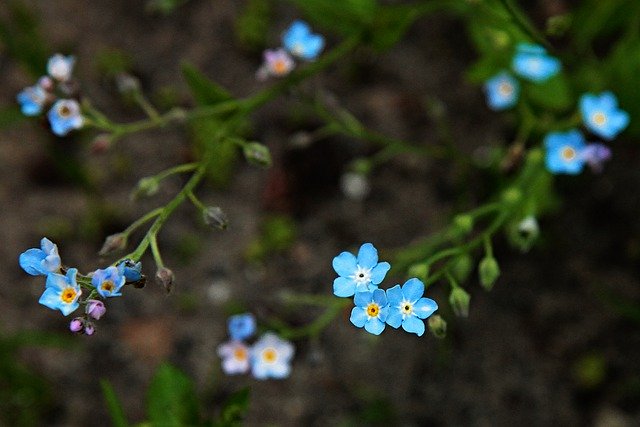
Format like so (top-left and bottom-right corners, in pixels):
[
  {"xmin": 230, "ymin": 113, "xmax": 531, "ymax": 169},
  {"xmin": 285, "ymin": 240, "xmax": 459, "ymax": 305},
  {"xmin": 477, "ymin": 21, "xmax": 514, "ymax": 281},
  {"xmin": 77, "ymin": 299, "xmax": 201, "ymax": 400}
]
[
  {"xmin": 133, "ymin": 177, "xmax": 159, "ymax": 199},
  {"xmin": 407, "ymin": 263, "xmax": 429, "ymax": 281},
  {"xmin": 116, "ymin": 72, "xmax": 141, "ymax": 94},
  {"xmin": 243, "ymin": 142, "xmax": 272, "ymax": 168},
  {"xmin": 449, "ymin": 287, "xmax": 471, "ymax": 318},
  {"xmin": 86, "ymin": 299, "xmax": 106, "ymax": 320},
  {"xmin": 428, "ymin": 314, "xmax": 447, "ymax": 339},
  {"xmin": 91, "ymin": 133, "xmax": 112, "ymax": 154},
  {"xmin": 501, "ymin": 187, "xmax": 522, "ymax": 205},
  {"xmin": 453, "ymin": 214, "xmax": 474, "ymax": 236},
  {"xmin": 69, "ymin": 317, "xmax": 84, "ymax": 332},
  {"xmin": 84, "ymin": 323, "xmax": 95, "ymax": 336},
  {"xmin": 451, "ymin": 254, "xmax": 473, "ymax": 283},
  {"xmin": 479, "ymin": 257, "xmax": 501, "ymax": 291},
  {"xmin": 155, "ymin": 267, "xmax": 174, "ymax": 294},
  {"xmin": 203, "ymin": 206, "xmax": 229, "ymax": 230},
  {"xmin": 99, "ymin": 233, "xmax": 127, "ymax": 256},
  {"xmin": 340, "ymin": 172, "xmax": 370, "ymax": 201}
]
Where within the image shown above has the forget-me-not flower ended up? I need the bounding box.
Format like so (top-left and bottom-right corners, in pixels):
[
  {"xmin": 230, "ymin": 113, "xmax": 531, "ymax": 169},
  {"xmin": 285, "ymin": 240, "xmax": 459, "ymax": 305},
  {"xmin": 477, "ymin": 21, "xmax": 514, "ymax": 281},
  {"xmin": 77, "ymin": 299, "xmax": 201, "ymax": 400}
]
[
  {"xmin": 91, "ymin": 266, "xmax": 126, "ymax": 298},
  {"xmin": 350, "ymin": 289, "xmax": 389, "ymax": 335},
  {"xmin": 512, "ymin": 43, "xmax": 561, "ymax": 82},
  {"xmin": 19, "ymin": 237, "xmax": 62, "ymax": 276},
  {"xmin": 47, "ymin": 99, "xmax": 83, "ymax": 136},
  {"xmin": 39, "ymin": 268, "xmax": 82, "ymax": 316},
  {"xmin": 16, "ymin": 85, "xmax": 48, "ymax": 116},
  {"xmin": 250, "ymin": 332, "xmax": 295, "ymax": 380},
  {"xmin": 385, "ymin": 278, "xmax": 438, "ymax": 336},
  {"xmin": 581, "ymin": 143, "xmax": 611, "ymax": 173},
  {"xmin": 282, "ymin": 20, "xmax": 325, "ymax": 61},
  {"xmin": 580, "ymin": 92, "xmax": 629, "ymax": 140},
  {"xmin": 228, "ymin": 313, "xmax": 256, "ymax": 341},
  {"xmin": 218, "ymin": 340, "xmax": 251, "ymax": 375},
  {"xmin": 332, "ymin": 243, "xmax": 391, "ymax": 297},
  {"xmin": 117, "ymin": 259, "xmax": 142, "ymax": 282},
  {"xmin": 47, "ymin": 54, "xmax": 75, "ymax": 82},
  {"xmin": 544, "ymin": 129, "xmax": 586, "ymax": 175},
  {"xmin": 260, "ymin": 48, "xmax": 295, "ymax": 79},
  {"xmin": 484, "ymin": 72, "xmax": 519, "ymax": 110}
]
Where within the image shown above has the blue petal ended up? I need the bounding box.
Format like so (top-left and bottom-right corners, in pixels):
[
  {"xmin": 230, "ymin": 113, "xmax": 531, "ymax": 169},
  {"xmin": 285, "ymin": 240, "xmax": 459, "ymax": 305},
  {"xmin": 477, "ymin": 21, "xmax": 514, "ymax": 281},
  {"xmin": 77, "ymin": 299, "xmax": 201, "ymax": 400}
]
[
  {"xmin": 372, "ymin": 288, "xmax": 387, "ymax": 306},
  {"xmin": 59, "ymin": 299, "xmax": 80, "ymax": 316},
  {"xmin": 402, "ymin": 278, "xmax": 424, "ymax": 302},
  {"xmin": 333, "ymin": 277, "xmax": 356, "ymax": 297},
  {"xmin": 370, "ymin": 262, "xmax": 390, "ymax": 285},
  {"xmin": 386, "ymin": 309, "xmax": 403, "ymax": 328},
  {"xmin": 354, "ymin": 291, "xmax": 372, "ymax": 307},
  {"xmin": 364, "ymin": 318, "xmax": 385, "ymax": 335},
  {"xmin": 301, "ymin": 35, "xmax": 324, "ymax": 60},
  {"xmin": 402, "ymin": 316, "xmax": 425, "ymax": 336},
  {"xmin": 19, "ymin": 248, "xmax": 46, "ymax": 276},
  {"xmin": 332, "ymin": 251, "xmax": 357, "ymax": 277},
  {"xmin": 600, "ymin": 91, "xmax": 617, "ymax": 110},
  {"xmin": 385, "ymin": 285, "xmax": 403, "ymax": 306},
  {"xmin": 251, "ymin": 361, "xmax": 270, "ymax": 380},
  {"xmin": 268, "ymin": 362, "xmax": 291, "ymax": 379},
  {"xmin": 413, "ymin": 297, "xmax": 438, "ymax": 319},
  {"xmin": 377, "ymin": 306, "xmax": 389, "ymax": 322},
  {"xmin": 350, "ymin": 307, "xmax": 367, "ymax": 327},
  {"xmin": 38, "ymin": 288, "xmax": 62, "ymax": 311},
  {"xmin": 356, "ymin": 243, "xmax": 378, "ymax": 269},
  {"xmin": 45, "ymin": 272, "xmax": 68, "ymax": 291}
]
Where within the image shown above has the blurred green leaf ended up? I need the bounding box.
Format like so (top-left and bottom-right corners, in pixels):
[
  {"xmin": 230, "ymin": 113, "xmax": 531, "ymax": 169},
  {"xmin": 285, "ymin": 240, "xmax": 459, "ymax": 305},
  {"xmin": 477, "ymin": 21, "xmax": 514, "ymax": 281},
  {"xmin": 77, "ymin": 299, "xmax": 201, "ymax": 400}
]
[
  {"xmin": 213, "ymin": 387, "xmax": 250, "ymax": 427},
  {"xmin": 524, "ymin": 74, "xmax": 573, "ymax": 113},
  {"xmin": 146, "ymin": 0, "xmax": 189, "ymax": 15},
  {"xmin": 0, "ymin": 106, "xmax": 26, "ymax": 129},
  {"xmin": 285, "ymin": 0, "xmax": 376, "ymax": 37},
  {"xmin": 100, "ymin": 380, "xmax": 129, "ymax": 427},
  {"xmin": 368, "ymin": 5, "xmax": 420, "ymax": 51},
  {"xmin": 571, "ymin": 0, "xmax": 637, "ymax": 51},
  {"xmin": 235, "ymin": 0, "xmax": 271, "ymax": 51},
  {"xmin": 182, "ymin": 62, "xmax": 233, "ymax": 106},
  {"xmin": 603, "ymin": 37, "xmax": 640, "ymax": 137},
  {"xmin": 0, "ymin": 0, "xmax": 49, "ymax": 76},
  {"xmin": 147, "ymin": 363, "xmax": 200, "ymax": 427}
]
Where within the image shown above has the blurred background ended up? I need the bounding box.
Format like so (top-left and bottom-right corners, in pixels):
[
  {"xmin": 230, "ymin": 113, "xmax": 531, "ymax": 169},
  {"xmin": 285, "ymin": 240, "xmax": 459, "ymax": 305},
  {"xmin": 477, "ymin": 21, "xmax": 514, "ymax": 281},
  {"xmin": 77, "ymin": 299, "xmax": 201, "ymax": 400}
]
[{"xmin": 1, "ymin": 0, "xmax": 640, "ymax": 425}]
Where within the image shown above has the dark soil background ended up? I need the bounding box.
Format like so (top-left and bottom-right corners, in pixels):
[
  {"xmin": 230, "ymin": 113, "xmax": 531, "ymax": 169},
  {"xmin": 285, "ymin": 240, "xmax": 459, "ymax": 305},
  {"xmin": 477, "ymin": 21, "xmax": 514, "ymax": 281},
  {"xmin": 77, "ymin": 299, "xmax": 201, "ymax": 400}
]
[{"xmin": 2, "ymin": 1, "xmax": 640, "ymax": 426}]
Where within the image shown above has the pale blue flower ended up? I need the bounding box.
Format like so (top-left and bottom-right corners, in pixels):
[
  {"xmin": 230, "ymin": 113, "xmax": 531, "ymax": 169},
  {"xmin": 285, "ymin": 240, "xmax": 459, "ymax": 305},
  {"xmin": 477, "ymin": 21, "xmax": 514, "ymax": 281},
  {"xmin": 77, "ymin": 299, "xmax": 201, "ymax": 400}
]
[
  {"xmin": 117, "ymin": 259, "xmax": 142, "ymax": 282},
  {"xmin": 484, "ymin": 72, "xmax": 519, "ymax": 110},
  {"xmin": 19, "ymin": 237, "xmax": 61, "ymax": 276},
  {"xmin": 218, "ymin": 340, "xmax": 251, "ymax": 375},
  {"xmin": 512, "ymin": 43, "xmax": 561, "ymax": 82},
  {"xmin": 333, "ymin": 243, "xmax": 391, "ymax": 297},
  {"xmin": 386, "ymin": 278, "xmax": 438, "ymax": 336},
  {"xmin": 282, "ymin": 20, "xmax": 324, "ymax": 61},
  {"xmin": 544, "ymin": 129, "xmax": 586, "ymax": 175},
  {"xmin": 47, "ymin": 99, "xmax": 83, "ymax": 136},
  {"xmin": 47, "ymin": 54, "xmax": 75, "ymax": 82},
  {"xmin": 580, "ymin": 92, "xmax": 629, "ymax": 140},
  {"xmin": 250, "ymin": 333, "xmax": 295, "ymax": 380},
  {"xmin": 91, "ymin": 266, "xmax": 125, "ymax": 298},
  {"xmin": 350, "ymin": 289, "xmax": 389, "ymax": 335},
  {"xmin": 39, "ymin": 268, "xmax": 82, "ymax": 316},
  {"xmin": 16, "ymin": 85, "xmax": 48, "ymax": 116},
  {"xmin": 228, "ymin": 313, "xmax": 256, "ymax": 341}
]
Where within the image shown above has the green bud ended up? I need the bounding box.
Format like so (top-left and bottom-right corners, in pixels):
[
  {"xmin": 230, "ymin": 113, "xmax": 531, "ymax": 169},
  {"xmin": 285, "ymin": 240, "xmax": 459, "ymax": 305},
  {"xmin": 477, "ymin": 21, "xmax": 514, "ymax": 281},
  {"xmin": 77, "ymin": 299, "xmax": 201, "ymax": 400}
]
[
  {"xmin": 451, "ymin": 254, "xmax": 473, "ymax": 283},
  {"xmin": 478, "ymin": 256, "xmax": 500, "ymax": 291},
  {"xmin": 546, "ymin": 14, "xmax": 572, "ymax": 37},
  {"xmin": 408, "ymin": 263, "xmax": 429, "ymax": 281},
  {"xmin": 203, "ymin": 206, "xmax": 229, "ymax": 230},
  {"xmin": 502, "ymin": 187, "xmax": 522, "ymax": 205},
  {"xmin": 243, "ymin": 142, "xmax": 272, "ymax": 168},
  {"xmin": 350, "ymin": 158, "xmax": 372, "ymax": 176},
  {"xmin": 428, "ymin": 314, "xmax": 447, "ymax": 339},
  {"xmin": 453, "ymin": 214, "xmax": 474, "ymax": 236},
  {"xmin": 133, "ymin": 177, "xmax": 159, "ymax": 199},
  {"xmin": 449, "ymin": 287, "xmax": 470, "ymax": 318}
]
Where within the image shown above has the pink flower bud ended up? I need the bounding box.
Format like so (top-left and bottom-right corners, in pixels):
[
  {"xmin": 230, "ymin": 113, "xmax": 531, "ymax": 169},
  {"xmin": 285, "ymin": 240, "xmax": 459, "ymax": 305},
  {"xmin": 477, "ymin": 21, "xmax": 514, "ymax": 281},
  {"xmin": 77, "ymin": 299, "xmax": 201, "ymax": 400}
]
[
  {"xmin": 84, "ymin": 323, "xmax": 95, "ymax": 336},
  {"xmin": 69, "ymin": 318, "xmax": 84, "ymax": 332},
  {"xmin": 86, "ymin": 299, "xmax": 106, "ymax": 320}
]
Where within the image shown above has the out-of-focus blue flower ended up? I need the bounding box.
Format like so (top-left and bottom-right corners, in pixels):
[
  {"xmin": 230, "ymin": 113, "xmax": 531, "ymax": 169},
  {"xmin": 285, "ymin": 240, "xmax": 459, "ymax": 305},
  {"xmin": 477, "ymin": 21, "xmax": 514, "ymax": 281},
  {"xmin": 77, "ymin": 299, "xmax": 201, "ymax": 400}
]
[
  {"xmin": 544, "ymin": 129, "xmax": 586, "ymax": 175},
  {"xmin": 581, "ymin": 143, "xmax": 611, "ymax": 173},
  {"xmin": 47, "ymin": 54, "xmax": 75, "ymax": 82},
  {"xmin": 117, "ymin": 259, "xmax": 142, "ymax": 282},
  {"xmin": 484, "ymin": 72, "xmax": 519, "ymax": 110},
  {"xmin": 512, "ymin": 43, "xmax": 561, "ymax": 82},
  {"xmin": 228, "ymin": 313, "xmax": 256, "ymax": 341},
  {"xmin": 17, "ymin": 85, "xmax": 48, "ymax": 116},
  {"xmin": 19, "ymin": 237, "xmax": 61, "ymax": 276},
  {"xmin": 282, "ymin": 20, "xmax": 324, "ymax": 61},
  {"xmin": 350, "ymin": 289, "xmax": 389, "ymax": 335},
  {"xmin": 580, "ymin": 92, "xmax": 629, "ymax": 140},
  {"xmin": 91, "ymin": 266, "xmax": 125, "ymax": 298},
  {"xmin": 217, "ymin": 340, "xmax": 251, "ymax": 375},
  {"xmin": 250, "ymin": 332, "xmax": 295, "ymax": 379},
  {"xmin": 385, "ymin": 278, "xmax": 438, "ymax": 336},
  {"xmin": 47, "ymin": 99, "xmax": 83, "ymax": 136},
  {"xmin": 258, "ymin": 48, "xmax": 295, "ymax": 80},
  {"xmin": 333, "ymin": 243, "xmax": 391, "ymax": 297},
  {"xmin": 39, "ymin": 268, "xmax": 82, "ymax": 316}
]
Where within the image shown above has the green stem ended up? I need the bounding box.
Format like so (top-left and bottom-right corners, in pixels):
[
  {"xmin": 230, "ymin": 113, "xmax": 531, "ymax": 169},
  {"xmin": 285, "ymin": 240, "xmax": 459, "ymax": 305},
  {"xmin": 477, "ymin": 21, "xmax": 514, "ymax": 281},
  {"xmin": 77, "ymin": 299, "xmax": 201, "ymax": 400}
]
[
  {"xmin": 498, "ymin": 0, "xmax": 551, "ymax": 49},
  {"xmin": 123, "ymin": 207, "xmax": 163, "ymax": 236}
]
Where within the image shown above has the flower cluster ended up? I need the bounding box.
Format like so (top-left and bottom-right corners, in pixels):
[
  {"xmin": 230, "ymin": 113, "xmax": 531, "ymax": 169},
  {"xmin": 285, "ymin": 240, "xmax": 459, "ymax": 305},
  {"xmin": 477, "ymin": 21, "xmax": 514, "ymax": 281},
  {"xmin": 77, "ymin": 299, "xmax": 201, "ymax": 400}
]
[
  {"xmin": 19, "ymin": 238, "xmax": 144, "ymax": 335},
  {"xmin": 16, "ymin": 54, "xmax": 84, "ymax": 136},
  {"xmin": 332, "ymin": 243, "xmax": 438, "ymax": 336},
  {"xmin": 217, "ymin": 313, "xmax": 294, "ymax": 380},
  {"xmin": 256, "ymin": 20, "xmax": 325, "ymax": 81}
]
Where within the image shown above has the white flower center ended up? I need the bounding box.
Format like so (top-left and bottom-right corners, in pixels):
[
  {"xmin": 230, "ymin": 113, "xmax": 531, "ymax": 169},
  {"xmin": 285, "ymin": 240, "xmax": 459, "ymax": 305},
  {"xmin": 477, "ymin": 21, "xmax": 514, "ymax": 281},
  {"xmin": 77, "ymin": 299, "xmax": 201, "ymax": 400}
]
[
  {"xmin": 352, "ymin": 266, "xmax": 372, "ymax": 285},
  {"xmin": 400, "ymin": 301, "xmax": 414, "ymax": 316}
]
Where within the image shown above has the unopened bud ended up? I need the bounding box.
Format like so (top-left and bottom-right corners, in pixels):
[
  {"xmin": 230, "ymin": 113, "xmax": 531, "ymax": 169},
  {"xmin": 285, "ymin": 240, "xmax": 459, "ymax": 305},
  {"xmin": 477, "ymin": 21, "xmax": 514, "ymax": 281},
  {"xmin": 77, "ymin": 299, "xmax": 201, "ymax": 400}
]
[
  {"xmin": 203, "ymin": 206, "xmax": 229, "ymax": 230},
  {"xmin": 91, "ymin": 133, "xmax": 112, "ymax": 154},
  {"xmin": 428, "ymin": 314, "xmax": 447, "ymax": 339},
  {"xmin": 243, "ymin": 142, "xmax": 272, "ymax": 168},
  {"xmin": 116, "ymin": 72, "xmax": 141, "ymax": 94},
  {"xmin": 99, "ymin": 233, "xmax": 127, "ymax": 256},
  {"xmin": 86, "ymin": 299, "xmax": 106, "ymax": 320},
  {"xmin": 156, "ymin": 267, "xmax": 174, "ymax": 294},
  {"xmin": 451, "ymin": 254, "xmax": 473, "ymax": 283},
  {"xmin": 133, "ymin": 177, "xmax": 159, "ymax": 199},
  {"xmin": 478, "ymin": 257, "xmax": 501, "ymax": 291},
  {"xmin": 84, "ymin": 323, "xmax": 95, "ymax": 336},
  {"xmin": 408, "ymin": 263, "xmax": 429, "ymax": 281},
  {"xmin": 69, "ymin": 318, "xmax": 84, "ymax": 333},
  {"xmin": 502, "ymin": 187, "xmax": 522, "ymax": 205},
  {"xmin": 340, "ymin": 172, "xmax": 370, "ymax": 201},
  {"xmin": 37, "ymin": 76, "xmax": 54, "ymax": 92},
  {"xmin": 449, "ymin": 287, "xmax": 471, "ymax": 318},
  {"xmin": 517, "ymin": 216, "xmax": 539, "ymax": 241},
  {"xmin": 350, "ymin": 158, "xmax": 372, "ymax": 176},
  {"xmin": 453, "ymin": 214, "xmax": 474, "ymax": 236}
]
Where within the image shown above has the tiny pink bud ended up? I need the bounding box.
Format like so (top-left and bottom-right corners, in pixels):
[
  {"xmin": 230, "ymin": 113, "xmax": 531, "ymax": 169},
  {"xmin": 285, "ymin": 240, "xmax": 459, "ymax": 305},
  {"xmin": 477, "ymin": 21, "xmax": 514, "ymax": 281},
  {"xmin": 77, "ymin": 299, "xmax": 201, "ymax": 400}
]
[
  {"xmin": 86, "ymin": 299, "xmax": 106, "ymax": 320},
  {"xmin": 37, "ymin": 76, "xmax": 54, "ymax": 91},
  {"xmin": 69, "ymin": 318, "xmax": 84, "ymax": 332},
  {"xmin": 155, "ymin": 267, "xmax": 174, "ymax": 294},
  {"xmin": 91, "ymin": 134, "xmax": 112, "ymax": 154},
  {"xmin": 84, "ymin": 323, "xmax": 95, "ymax": 336}
]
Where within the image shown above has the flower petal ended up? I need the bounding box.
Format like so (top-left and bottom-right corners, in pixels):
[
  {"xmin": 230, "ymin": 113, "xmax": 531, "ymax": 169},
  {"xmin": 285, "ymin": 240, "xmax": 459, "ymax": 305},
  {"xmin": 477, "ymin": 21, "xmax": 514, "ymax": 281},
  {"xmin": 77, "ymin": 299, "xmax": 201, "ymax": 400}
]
[
  {"xmin": 19, "ymin": 248, "xmax": 46, "ymax": 276},
  {"xmin": 38, "ymin": 288, "xmax": 62, "ymax": 311},
  {"xmin": 401, "ymin": 316, "xmax": 425, "ymax": 336},
  {"xmin": 385, "ymin": 284, "xmax": 403, "ymax": 306},
  {"xmin": 333, "ymin": 277, "xmax": 356, "ymax": 297},
  {"xmin": 402, "ymin": 278, "xmax": 425, "ymax": 302},
  {"xmin": 268, "ymin": 361, "xmax": 291, "ymax": 379},
  {"xmin": 45, "ymin": 272, "xmax": 68, "ymax": 291},
  {"xmin": 354, "ymin": 291, "xmax": 373, "ymax": 307},
  {"xmin": 332, "ymin": 251, "xmax": 357, "ymax": 277},
  {"xmin": 372, "ymin": 288, "xmax": 387, "ymax": 307},
  {"xmin": 370, "ymin": 262, "xmax": 390, "ymax": 285},
  {"xmin": 350, "ymin": 307, "xmax": 367, "ymax": 328},
  {"xmin": 364, "ymin": 318, "xmax": 385, "ymax": 335},
  {"xmin": 356, "ymin": 243, "xmax": 378, "ymax": 269},
  {"xmin": 386, "ymin": 309, "xmax": 403, "ymax": 328},
  {"xmin": 413, "ymin": 297, "xmax": 438, "ymax": 319}
]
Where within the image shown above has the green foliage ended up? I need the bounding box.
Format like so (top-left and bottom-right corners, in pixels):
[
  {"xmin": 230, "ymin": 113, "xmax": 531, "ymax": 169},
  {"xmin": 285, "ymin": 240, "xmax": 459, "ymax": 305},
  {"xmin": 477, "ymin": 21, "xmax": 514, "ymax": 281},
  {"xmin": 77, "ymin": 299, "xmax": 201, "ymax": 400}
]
[
  {"xmin": 0, "ymin": 0, "xmax": 49, "ymax": 77},
  {"xmin": 235, "ymin": 0, "xmax": 272, "ymax": 51},
  {"xmin": 147, "ymin": 363, "xmax": 201, "ymax": 427},
  {"xmin": 96, "ymin": 48, "xmax": 134, "ymax": 79},
  {"xmin": 523, "ymin": 74, "xmax": 573, "ymax": 113},
  {"xmin": 245, "ymin": 215, "xmax": 297, "ymax": 261},
  {"xmin": 286, "ymin": 0, "xmax": 376, "ymax": 37},
  {"xmin": 182, "ymin": 62, "xmax": 233, "ymax": 106},
  {"xmin": 212, "ymin": 387, "xmax": 250, "ymax": 427},
  {"xmin": 570, "ymin": 0, "xmax": 638, "ymax": 52},
  {"xmin": 100, "ymin": 380, "xmax": 129, "ymax": 427},
  {"xmin": 146, "ymin": 0, "xmax": 190, "ymax": 15}
]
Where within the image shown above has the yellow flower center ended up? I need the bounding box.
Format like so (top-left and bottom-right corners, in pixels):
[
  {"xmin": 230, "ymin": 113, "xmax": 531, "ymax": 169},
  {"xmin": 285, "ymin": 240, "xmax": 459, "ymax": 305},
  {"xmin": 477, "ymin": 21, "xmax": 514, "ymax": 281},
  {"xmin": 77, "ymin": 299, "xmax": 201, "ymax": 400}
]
[
  {"xmin": 262, "ymin": 348, "xmax": 278, "ymax": 363},
  {"xmin": 561, "ymin": 146, "xmax": 576, "ymax": 161},
  {"xmin": 498, "ymin": 82, "xmax": 513, "ymax": 96},
  {"xmin": 273, "ymin": 59, "xmax": 288, "ymax": 74},
  {"xmin": 366, "ymin": 303, "xmax": 380, "ymax": 317},
  {"xmin": 401, "ymin": 302, "xmax": 413, "ymax": 315},
  {"xmin": 592, "ymin": 111, "xmax": 607, "ymax": 126},
  {"xmin": 101, "ymin": 280, "xmax": 115, "ymax": 292},
  {"xmin": 233, "ymin": 347, "xmax": 247, "ymax": 361},
  {"xmin": 60, "ymin": 287, "xmax": 78, "ymax": 303},
  {"xmin": 59, "ymin": 105, "xmax": 71, "ymax": 117}
]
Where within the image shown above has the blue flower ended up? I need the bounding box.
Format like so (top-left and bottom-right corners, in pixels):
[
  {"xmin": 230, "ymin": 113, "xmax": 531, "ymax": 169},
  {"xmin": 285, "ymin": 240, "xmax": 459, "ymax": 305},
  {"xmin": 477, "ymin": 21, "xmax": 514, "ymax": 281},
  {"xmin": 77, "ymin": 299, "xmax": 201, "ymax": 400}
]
[
  {"xmin": 19, "ymin": 237, "xmax": 62, "ymax": 276},
  {"xmin": 581, "ymin": 143, "xmax": 611, "ymax": 173},
  {"xmin": 282, "ymin": 20, "xmax": 325, "ymax": 61},
  {"xmin": 116, "ymin": 259, "xmax": 142, "ymax": 282},
  {"xmin": 16, "ymin": 85, "xmax": 48, "ymax": 116},
  {"xmin": 332, "ymin": 243, "xmax": 391, "ymax": 297},
  {"xmin": 228, "ymin": 313, "xmax": 256, "ymax": 341},
  {"xmin": 47, "ymin": 99, "xmax": 83, "ymax": 136},
  {"xmin": 385, "ymin": 278, "xmax": 438, "ymax": 336},
  {"xmin": 47, "ymin": 54, "xmax": 75, "ymax": 82},
  {"xmin": 39, "ymin": 268, "xmax": 82, "ymax": 316},
  {"xmin": 580, "ymin": 92, "xmax": 629, "ymax": 140},
  {"xmin": 512, "ymin": 43, "xmax": 561, "ymax": 82},
  {"xmin": 250, "ymin": 332, "xmax": 295, "ymax": 379},
  {"xmin": 484, "ymin": 72, "xmax": 519, "ymax": 110},
  {"xmin": 350, "ymin": 289, "xmax": 389, "ymax": 335},
  {"xmin": 544, "ymin": 129, "xmax": 586, "ymax": 175},
  {"xmin": 91, "ymin": 266, "xmax": 125, "ymax": 298}
]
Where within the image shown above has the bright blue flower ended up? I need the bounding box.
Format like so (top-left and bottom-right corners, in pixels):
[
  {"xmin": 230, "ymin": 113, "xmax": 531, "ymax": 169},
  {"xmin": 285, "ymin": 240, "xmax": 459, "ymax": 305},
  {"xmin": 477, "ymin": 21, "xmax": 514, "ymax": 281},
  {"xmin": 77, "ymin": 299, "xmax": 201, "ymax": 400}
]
[
  {"xmin": 250, "ymin": 332, "xmax": 295, "ymax": 379},
  {"xmin": 332, "ymin": 243, "xmax": 391, "ymax": 297},
  {"xmin": 47, "ymin": 99, "xmax": 83, "ymax": 136},
  {"xmin": 228, "ymin": 313, "xmax": 256, "ymax": 341},
  {"xmin": 512, "ymin": 43, "xmax": 561, "ymax": 82},
  {"xmin": 350, "ymin": 289, "xmax": 389, "ymax": 335},
  {"xmin": 17, "ymin": 85, "xmax": 47, "ymax": 116},
  {"xmin": 91, "ymin": 266, "xmax": 126, "ymax": 298},
  {"xmin": 386, "ymin": 278, "xmax": 438, "ymax": 336},
  {"xmin": 580, "ymin": 92, "xmax": 629, "ymax": 140},
  {"xmin": 544, "ymin": 129, "xmax": 586, "ymax": 175},
  {"xmin": 117, "ymin": 259, "xmax": 142, "ymax": 282},
  {"xmin": 484, "ymin": 72, "xmax": 519, "ymax": 111},
  {"xmin": 19, "ymin": 237, "xmax": 61, "ymax": 276},
  {"xmin": 39, "ymin": 268, "xmax": 82, "ymax": 316},
  {"xmin": 282, "ymin": 20, "xmax": 325, "ymax": 61}
]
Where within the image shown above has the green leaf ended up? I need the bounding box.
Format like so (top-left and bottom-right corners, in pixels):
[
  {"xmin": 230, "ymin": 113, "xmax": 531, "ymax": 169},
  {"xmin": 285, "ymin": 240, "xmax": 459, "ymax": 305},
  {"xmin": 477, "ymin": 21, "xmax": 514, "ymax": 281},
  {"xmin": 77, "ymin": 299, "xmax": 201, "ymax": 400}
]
[
  {"xmin": 147, "ymin": 363, "xmax": 200, "ymax": 427},
  {"xmin": 213, "ymin": 387, "xmax": 250, "ymax": 427},
  {"xmin": 524, "ymin": 74, "xmax": 573, "ymax": 113},
  {"xmin": 235, "ymin": 0, "xmax": 271, "ymax": 51},
  {"xmin": 100, "ymin": 380, "xmax": 129, "ymax": 427},
  {"xmin": 368, "ymin": 5, "xmax": 420, "ymax": 51},
  {"xmin": 190, "ymin": 118, "xmax": 238, "ymax": 187},
  {"xmin": 0, "ymin": 0, "xmax": 49, "ymax": 76},
  {"xmin": 285, "ymin": 0, "xmax": 376, "ymax": 37},
  {"xmin": 181, "ymin": 62, "xmax": 233, "ymax": 106},
  {"xmin": 571, "ymin": 0, "xmax": 637, "ymax": 51}
]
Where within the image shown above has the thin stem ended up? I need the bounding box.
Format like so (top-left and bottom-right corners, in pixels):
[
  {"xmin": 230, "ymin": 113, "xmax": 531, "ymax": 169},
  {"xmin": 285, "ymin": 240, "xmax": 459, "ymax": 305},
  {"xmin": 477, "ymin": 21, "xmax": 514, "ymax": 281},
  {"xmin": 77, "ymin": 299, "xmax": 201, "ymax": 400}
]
[
  {"xmin": 154, "ymin": 163, "xmax": 199, "ymax": 181},
  {"xmin": 186, "ymin": 190, "xmax": 205, "ymax": 211},
  {"xmin": 123, "ymin": 207, "xmax": 163, "ymax": 236},
  {"xmin": 498, "ymin": 0, "xmax": 552, "ymax": 49},
  {"xmin": 131, "ymin": 90, "xmax": 161, "ymax": 122},
  {"xmin": 149, "ymin": 235, "xmax": 164, "ymax": 268}
]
